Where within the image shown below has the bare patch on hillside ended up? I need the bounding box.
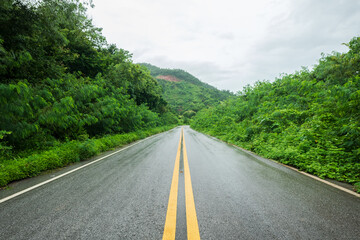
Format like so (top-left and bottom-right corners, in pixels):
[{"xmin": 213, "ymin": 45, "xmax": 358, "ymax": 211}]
[{"xmin": 156, "ymin": 75, "xmax": 181, "ymax": 82}]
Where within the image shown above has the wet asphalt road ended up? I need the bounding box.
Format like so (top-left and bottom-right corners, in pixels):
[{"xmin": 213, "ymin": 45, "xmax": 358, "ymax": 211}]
[{"xmin": 0, "ymin": 126, "xmax": 360, "ymax": 239}]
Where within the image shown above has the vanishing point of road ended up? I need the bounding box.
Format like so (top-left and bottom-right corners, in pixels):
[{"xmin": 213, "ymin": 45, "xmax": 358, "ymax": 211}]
[{"xmin": 0, "ymin": 126, "xmax": 359, "ymax": 239}]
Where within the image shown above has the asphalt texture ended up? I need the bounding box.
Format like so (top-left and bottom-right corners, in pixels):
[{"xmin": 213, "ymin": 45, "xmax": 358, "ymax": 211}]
[{"xmin": 1, "ymin": 126, "xmax": 360, "ymax": 239}]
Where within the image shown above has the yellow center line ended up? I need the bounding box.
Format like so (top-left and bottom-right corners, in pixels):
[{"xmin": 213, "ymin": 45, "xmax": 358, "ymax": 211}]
[
  {"xmin": 182, "ymin": 130, "xmax": 201, "ymax": 240},
  {"xmin": 162, "ymin": 128, "xmax": 182, "ymax": 240},
  {"xmin": 163, "ymin": 128, "xmax": 200, "ymax": 240}
]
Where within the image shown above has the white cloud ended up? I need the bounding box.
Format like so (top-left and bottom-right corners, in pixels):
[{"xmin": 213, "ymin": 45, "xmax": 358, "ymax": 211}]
[{"xmin": 88, "ymin": 0, "xmax": 360, "ymax": 92}]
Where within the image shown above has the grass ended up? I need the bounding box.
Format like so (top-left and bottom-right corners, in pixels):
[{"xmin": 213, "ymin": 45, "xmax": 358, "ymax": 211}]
[{"xmin": 0, "ymin": 125, "xmax": 176, "ymax": 187}]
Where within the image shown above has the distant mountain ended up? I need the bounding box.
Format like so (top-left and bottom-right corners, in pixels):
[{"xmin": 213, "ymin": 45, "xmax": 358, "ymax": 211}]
[
  {"xmin": 139, "ymin": 63, "xmax": 233, "ymax": 120},
  {"xmin": 140, "ymin": 63, "xmax": 218, "ymax": 89}
]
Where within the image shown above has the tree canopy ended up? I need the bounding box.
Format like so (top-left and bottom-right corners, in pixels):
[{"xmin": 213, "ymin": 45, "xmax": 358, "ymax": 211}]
[{"xmin": 0, "ymin": 0, "xmax": 178, "ymax": 157}]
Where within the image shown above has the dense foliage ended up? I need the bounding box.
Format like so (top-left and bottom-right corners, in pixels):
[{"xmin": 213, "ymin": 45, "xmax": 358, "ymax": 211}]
[
  {"xmin": 0, "ymin": 1, "xmax": 178, "ymax": 163},
  {"xmin": 192, "ymin": 37, "xmax": 360, "ymax": 191},
  {"xmin": 141, "ymin": 63, "xmax": 233, "ymax": 122}
]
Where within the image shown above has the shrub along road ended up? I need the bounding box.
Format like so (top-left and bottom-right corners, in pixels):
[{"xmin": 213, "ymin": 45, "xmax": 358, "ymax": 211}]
[{"xmin": 0, "ymin": 127, "xmax": 359, "ymax": 239}]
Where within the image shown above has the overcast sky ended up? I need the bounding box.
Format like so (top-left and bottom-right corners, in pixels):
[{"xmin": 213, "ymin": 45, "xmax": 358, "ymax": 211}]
[{"xmin": 88, "ymin": 0, "xmax": 360, "ymax": 92}]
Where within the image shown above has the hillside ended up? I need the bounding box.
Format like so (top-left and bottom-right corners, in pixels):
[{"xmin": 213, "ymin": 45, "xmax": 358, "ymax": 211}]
[
  {"xmin": 191, "ymin": 37, "xmax": 360, "ymax": 192},
  {"xmin": 140, "ymin": 63, "xmax": 233, "ymax": 120},
  {"xmin": 140, "ymin": 63, "xmax": 217, "ymax": 89}
]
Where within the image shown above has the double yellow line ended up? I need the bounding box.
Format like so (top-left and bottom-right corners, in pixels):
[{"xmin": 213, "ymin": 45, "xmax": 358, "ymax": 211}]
[{"xmin": 163, "ymin": 128, "xmax": 200, "ymax": 240}]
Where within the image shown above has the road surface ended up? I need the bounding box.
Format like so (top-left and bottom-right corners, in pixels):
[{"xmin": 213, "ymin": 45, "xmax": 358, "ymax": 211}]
[{"xmin": 0, "ymin": 126, "xmax": 359, "ymax": 239}]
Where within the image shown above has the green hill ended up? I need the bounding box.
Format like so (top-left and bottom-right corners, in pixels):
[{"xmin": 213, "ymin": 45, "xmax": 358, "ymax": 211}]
[{"xmin": 140, "ymin": 63, "xmax": 233, "ymax": 120}]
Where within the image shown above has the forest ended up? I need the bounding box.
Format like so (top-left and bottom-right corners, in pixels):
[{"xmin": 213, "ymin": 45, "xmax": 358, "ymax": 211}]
[
  {"xmin": 0, "ymin": 0, "xmax": 179, "ymax": 186},
  {"xmin": 191, "ymin": 37, "xmax": 360, "ymax": 192},
  {"xmin": 141, "ymin": 63, "xmax": 233, "ymax": 122}
]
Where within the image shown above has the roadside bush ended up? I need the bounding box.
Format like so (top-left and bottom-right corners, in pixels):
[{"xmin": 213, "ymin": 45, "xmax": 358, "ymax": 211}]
[
  {"xmin": 355, "ymin": 182, "xmax": 360, "ymax": 193},
  {"xmin": 191, "ymin": 37, "xmax": 360, "ymax": 188}
]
